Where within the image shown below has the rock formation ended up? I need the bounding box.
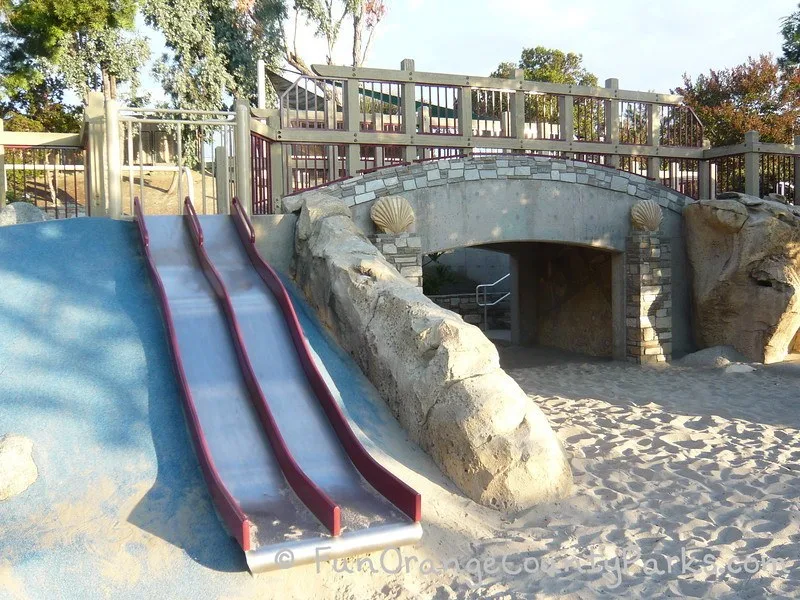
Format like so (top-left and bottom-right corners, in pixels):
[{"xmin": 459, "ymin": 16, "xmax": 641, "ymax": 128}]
[
  {"xmin": 290, "ymin": 190, "xmax": 572, "ymax": 510},
  {"xmin": 0, "ymin": 202, "xmax": 47, "ymax": 226},
  {"xmin": 684, "ymin": 193, "xmax": 800, "ymax": 363}
]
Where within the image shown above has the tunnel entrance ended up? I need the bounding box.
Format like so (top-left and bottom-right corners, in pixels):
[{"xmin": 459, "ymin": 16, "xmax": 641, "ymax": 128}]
[
  {"xmin": 422, "ymin": 246, "xmax": 512, "ymax": 332},
  {"xmin": 503, "ymin": 241, "xmax": 618, "ymax": 359},
  {"xmin": 422, "ymin": 241, "xmax": 622, "ymax": 359}
]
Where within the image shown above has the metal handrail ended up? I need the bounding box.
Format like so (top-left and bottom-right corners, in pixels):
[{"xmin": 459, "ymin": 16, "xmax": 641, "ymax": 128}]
[{"xmin": 475, "ymin": 273, "xmax": 511, "ymax": 331}]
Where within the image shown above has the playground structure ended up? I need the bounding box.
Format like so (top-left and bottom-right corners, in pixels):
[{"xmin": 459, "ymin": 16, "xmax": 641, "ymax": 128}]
[
  {"xmin": 0, "ymin": 59, "xmax": 797, "ymax": 364},
  {"xmin": 2, "ymin": 59, "xmax": 800, "ymax": 597},
  {"xmin": 0, "ymin": 59, "xmax": 797, "ymax": 219}
]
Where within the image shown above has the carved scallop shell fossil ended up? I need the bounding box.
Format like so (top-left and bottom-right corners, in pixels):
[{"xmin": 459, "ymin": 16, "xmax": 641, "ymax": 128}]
[
  {"xmin": 370, "ymin": 195, "xmax": 415, "ymax": 234},
  {"xmin": 630, "ymin": 199, "xmax": 663, "ymax": 232}
]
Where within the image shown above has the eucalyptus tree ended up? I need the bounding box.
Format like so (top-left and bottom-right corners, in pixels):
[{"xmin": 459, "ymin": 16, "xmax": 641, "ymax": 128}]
[{"xmin": 0, "ymin": 0, "xmax": 149, "ymax": 102}]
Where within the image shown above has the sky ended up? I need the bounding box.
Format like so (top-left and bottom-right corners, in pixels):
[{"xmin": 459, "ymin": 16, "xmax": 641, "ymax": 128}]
[{"xmin": 137, "ymin": 0, "xmax": 794, "ymax": 102}]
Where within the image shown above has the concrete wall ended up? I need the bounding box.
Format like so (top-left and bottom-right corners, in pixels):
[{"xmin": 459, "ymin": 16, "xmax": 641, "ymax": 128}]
[
  {"xmin": 286, "ymin": 156, "xmax": 694, "ymax": 356},
  {"xmin": 431, "ymin": 247, "xmax": 511, "ymax": 292},
  {"xmin": 349, "ymin": 179, "xmax": 690, "ymax": 355},
  {"xmin": 350, "ymin": 178, "xmax": 682, "ymax": 253},
  {"xmin": 251, "ymin": 214, "xmax": 297, "ymax": 275}
]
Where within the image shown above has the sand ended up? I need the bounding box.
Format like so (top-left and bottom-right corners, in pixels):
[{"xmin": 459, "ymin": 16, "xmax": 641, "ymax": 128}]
[
  {"xmin": 6, "ymin": 345, "xmax": 799, "ymax": 599},
  {"xmin": 2, "ymin": 219, "xmax": 798, "ymax": 599},
  {"xmin": 265, "ymin": 346, "xmax": 800, "ymax": 599}
]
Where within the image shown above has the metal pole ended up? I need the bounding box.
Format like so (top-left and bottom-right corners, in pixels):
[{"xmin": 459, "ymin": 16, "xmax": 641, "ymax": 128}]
[
  {"xmin": 138, "ymin": 123, "xmax": 145, "ymax": 209},
  {"xmin": 176, "ymin": 123, "xmax": 183, "ymax": 212},
  {"xmin": 257, "ymin": 59, "xmax": 267, "ymax": 110},
  {"xmin": 126, "ymin": 121, "xmax": 134, "ymax": 214},
  {"xmin": 215, "ymin": 145, "xmax": 230, "ymax": 214}
]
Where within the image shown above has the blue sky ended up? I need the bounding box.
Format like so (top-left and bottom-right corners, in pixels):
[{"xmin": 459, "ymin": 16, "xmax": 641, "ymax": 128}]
[{"xmin": 136, "ymin": 0, "xmax": 794, "ymax": 102}]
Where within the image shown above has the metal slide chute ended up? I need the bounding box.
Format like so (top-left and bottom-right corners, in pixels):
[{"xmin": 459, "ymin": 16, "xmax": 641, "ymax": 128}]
[{"xmin": 133, "ymin": 197, "xmax": 422, "ymax": 572}]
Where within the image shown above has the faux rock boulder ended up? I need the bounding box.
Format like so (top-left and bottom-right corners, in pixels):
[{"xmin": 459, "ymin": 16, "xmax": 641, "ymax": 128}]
[
  {"xmin": 684, "ymin": 193, "xmax": 800, "ymax": 363},
  {"xmin": 0, "ymin": 201, "xmax": 47, "ymax": 226},
  {"xmin": 291, "ymin": 190, "xmax": 572, "ymax": 510}
]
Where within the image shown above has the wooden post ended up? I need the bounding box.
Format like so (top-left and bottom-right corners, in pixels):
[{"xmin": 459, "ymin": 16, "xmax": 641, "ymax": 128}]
[
  {"xmin": 234, "ymin": 98, "xmax": 252, "ymax": 214},
  {"xmin": 264, "ymin": 112, "xmax": 287, "ymax": 211},
  {"xmin": 511, "ymin": 68, "xmax": 526, "ymax": 142},
  {"xmin": 604, "ymin": 78, "xmax": 620, "ymax": 169},
  {"xmin": 418, "ymin": 105, "xmax": 431, "ymax": 159},
  {"xmin": 214, "ymin": 146, "xmax": 230, "ymax": 214},
  {"xmin": 104, "ymin": 97, "xmax": 122, "ymax": 219},
  {"xmin": 400, "ymin": 58, "xmax": 417, "ymax": 163},
  {"xmin": 343, "ymin": 78, "xmax": 361, "ymax": 176},
  {"xmin": 457, "ymin": 85, "xmax": 472, "ymax": 139},
  {"xmin": 0, "ymin": 121, "xmax": 6, "ymax": 205},
  {"xmin": 698, "ymin": 138, "xmax": 711, "ymax": 199},
  {"xmin": 794, "ymin": 135, "xmax": 800, "ymax": 204},
  {"xmin": 558, "ymin": 95, "xmax": 574, "ymax": 144},
  {"xmin": 374, "ymin": 112, "xmax": 385, "ymax": 167},
  {"xmin": 84, "ymin": 92, "xmax": 106, "ymax": 216},
  {"xmin": 744, "ymin": 130, "xmax": 760, "ymax": 197},
  {"xmin": 646, "ymin": 103, "xmax": 660, "ymax": 180}
]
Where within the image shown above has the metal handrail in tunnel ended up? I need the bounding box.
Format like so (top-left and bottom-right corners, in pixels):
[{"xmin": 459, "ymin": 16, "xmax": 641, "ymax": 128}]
[{"xmin": 476, "ymin": 273, "xmax": 511, "ymax": 331}]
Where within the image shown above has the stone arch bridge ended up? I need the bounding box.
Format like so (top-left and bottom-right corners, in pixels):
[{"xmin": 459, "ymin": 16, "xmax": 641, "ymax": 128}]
[{"xmin": 284, "ymin": 155, "xmax": 693, "ymax": 363}]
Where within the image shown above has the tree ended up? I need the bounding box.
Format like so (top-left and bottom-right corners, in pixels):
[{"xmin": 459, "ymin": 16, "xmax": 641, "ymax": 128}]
[
  {"xmin": 491, "ymin": 46, "xmax": 598, "ymax": 86},
  {"xmin": 288, "ymin": 0, "xmax": 386, "ymax": 75},
  {"xmin": 489, "ymin": 47, "xmax": 598, "ymax": 137},
  {"xmin": 0, "ymin": 75, "xmax": 81, "ymax": 131},
  {"xmin": 57, "ymin": 28, "xmax": 150, "ymax": 102},
  {"xmin": 144, "ymin": 0, "xmax": 286, "ymax": 109},
  {"xmin": 780, "ymin": 2, "xmax": 800, "ymax": 70},
  {"xmin": 675, "ymin": 54, "xmax": 800, "ymax": 146},
  {"xmin": 350, "ymin": 0, "xmax": 385, "ymax": 67},
  {"xmin": 0, "ymin": 0, "xmax": 149, "ymax": 102},
  {"xmin": 0, "ymin": 76, "xmax": 82, "ymax": 205}
]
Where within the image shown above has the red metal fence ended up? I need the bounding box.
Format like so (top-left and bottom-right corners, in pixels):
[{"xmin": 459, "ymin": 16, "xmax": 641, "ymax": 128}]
[{"xmin": 251, "ymin": 133, "xmax": 273, "ymax": 215}]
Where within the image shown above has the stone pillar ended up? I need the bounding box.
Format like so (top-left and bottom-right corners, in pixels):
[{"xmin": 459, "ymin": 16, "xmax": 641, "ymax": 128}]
[
  {"xmin": 611, "ymin": 252, "xmax": 626, "ymax": 360},
  {"xmin": 626, "ymin": 232, "xmax": 672, "ymax": 364},
  {"xmin": 371, "ymin": 232, "xmax": 422, "ymax": 289},
  {"xmin": 626, "ymin": 200, "xmax": 671, "ymax": 364}
]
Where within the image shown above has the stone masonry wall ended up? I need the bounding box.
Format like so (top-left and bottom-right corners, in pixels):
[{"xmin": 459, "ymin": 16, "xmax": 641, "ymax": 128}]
[
  {"xmin": 308, "ymin": 155, "xmax": 688, "ymax": 217},
  {"xmin": 370, "ymin": 232, "xmax": 422, "ymax": 289},
  {"xmin": 626, "ymin": 232, "xmax": 672, "ymax": 364}
]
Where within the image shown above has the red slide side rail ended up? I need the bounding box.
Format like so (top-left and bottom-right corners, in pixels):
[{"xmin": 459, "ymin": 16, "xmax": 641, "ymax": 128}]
[
  {"xmin": 231, "ymin": 197, "xmax": 422, "ymax": 523},
  {"xmin": 133, "ymin": 197, "xmax": 254, "ymax": 551},
  {"xmin": 183, "ymin": 198, "xmax": 342, "ymax": 536}
]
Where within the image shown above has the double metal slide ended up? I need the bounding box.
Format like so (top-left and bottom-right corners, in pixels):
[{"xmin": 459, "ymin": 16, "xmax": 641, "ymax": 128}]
[{"xmin": 134, "ymin": 197, "xmax": 422, "ymax": 572}]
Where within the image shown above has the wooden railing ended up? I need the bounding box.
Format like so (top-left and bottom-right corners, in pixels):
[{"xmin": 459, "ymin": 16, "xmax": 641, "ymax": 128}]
[{"xmin": 247, "ymin": 62, "xmax": 799, "ymax": 211}]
